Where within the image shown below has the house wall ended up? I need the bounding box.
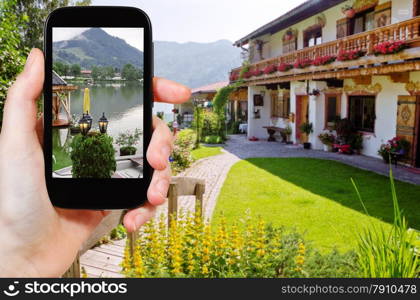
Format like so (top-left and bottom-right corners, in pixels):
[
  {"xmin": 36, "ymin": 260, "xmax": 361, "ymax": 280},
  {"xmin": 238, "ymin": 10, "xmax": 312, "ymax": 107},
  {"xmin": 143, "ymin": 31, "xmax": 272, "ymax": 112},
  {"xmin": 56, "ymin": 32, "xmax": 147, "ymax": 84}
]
[
  {"xmin": 247, "ymin": 71, "xmax": 419, "ymax": 159},
  {"xmin": 250, "ymin": 0, "xmax": 414, "ymax": 60}
]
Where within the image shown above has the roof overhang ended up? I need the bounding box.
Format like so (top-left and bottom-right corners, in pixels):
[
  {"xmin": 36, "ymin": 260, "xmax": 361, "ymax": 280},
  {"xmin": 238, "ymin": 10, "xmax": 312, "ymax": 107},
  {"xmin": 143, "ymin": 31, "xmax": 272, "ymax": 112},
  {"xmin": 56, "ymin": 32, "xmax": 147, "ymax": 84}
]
[{"xmin": 234, "ymin": 0, "xmax": 347, "ymax": 47}]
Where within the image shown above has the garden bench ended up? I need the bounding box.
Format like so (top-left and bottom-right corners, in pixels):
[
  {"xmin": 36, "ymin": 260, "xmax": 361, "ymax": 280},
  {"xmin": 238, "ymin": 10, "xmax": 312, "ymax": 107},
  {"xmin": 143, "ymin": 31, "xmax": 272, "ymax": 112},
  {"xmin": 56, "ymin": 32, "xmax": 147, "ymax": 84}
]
[{"xmin": 263, "ymin": 126, "xmax": 286, "ymax": 142}]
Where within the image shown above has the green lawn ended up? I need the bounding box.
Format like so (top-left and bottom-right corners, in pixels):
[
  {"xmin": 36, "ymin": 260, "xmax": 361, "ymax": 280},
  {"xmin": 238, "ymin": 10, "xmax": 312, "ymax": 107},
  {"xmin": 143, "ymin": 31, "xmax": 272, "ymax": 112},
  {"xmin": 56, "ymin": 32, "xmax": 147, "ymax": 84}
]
[
  {"xmin": 53, "ymin": 149, "xmax": 72, "ymax": 171},
  {"xmin": 213, "ymin": 158, "xmax": 420, "ymax": 252},
  {"xmin": 192, "ymin": 145, "xmax": 223, "ymax": 161}
]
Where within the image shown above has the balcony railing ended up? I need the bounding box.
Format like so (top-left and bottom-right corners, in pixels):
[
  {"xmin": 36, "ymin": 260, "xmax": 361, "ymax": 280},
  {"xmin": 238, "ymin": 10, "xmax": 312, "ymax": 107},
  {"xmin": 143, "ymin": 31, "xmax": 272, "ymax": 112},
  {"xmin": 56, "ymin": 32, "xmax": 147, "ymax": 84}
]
[{"xmin": 231, "ymin": 16, "xmax": 420, "ymax": 82}]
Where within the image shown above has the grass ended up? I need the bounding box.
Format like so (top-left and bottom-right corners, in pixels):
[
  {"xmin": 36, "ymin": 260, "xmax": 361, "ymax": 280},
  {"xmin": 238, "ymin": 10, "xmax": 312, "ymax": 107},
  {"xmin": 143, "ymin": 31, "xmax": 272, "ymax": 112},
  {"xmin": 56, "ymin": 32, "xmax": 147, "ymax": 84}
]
[
  {"xmin": 191, "ymin": 145, "xmax": 223, "ymax": 160},
  {"xmin": 213, "ymin": 158, "xmax": 420, "ymax": 252},
  {"xmin": 53, "ymin": 149, "xmax": 72, "ymax": 171}
]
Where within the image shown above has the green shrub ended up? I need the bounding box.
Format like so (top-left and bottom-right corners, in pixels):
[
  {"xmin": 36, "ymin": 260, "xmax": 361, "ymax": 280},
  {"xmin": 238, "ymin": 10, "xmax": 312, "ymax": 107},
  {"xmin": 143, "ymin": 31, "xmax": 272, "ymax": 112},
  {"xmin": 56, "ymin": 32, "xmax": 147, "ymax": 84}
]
[
  {"xmin": 122, "ymin": 212, "xmax": 359, "ymax": 278},
  {"xmin": 201, "ymin": 111, "xmax": 219, "ymax": 139},
  {"xmin": 171, "ymin": 129, "xmax": 196, "ymax": 174},
  {"xmin": 110, "ymin": 224, "xmax": 127, "ymax": 240},
  {"xmin": 353, "ymin": 170, "xmax": 420, "ymax": 278},
  {"xmin": 204, "ymin": 135, "xmax": 223, "ymax": 144},
  {"xmin": 70, "ymin": 132, "xmax": 116, "ymax": 178}
]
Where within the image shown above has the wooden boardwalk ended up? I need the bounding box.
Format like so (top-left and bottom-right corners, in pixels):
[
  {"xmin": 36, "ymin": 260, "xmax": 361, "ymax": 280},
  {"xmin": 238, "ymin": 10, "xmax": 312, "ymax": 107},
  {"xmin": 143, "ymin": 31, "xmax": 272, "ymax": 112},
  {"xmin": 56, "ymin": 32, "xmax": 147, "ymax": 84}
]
[{"xmin": 80, "ymin": 239, "xmax": 125, "ymax": 278}]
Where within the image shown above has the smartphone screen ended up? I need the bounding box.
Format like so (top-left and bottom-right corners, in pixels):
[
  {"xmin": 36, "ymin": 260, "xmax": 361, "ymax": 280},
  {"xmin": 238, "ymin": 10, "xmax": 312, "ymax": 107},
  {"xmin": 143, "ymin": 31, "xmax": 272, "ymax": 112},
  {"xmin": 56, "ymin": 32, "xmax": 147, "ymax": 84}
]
[{"xmin": 51, "ymin": 27, "xmax": 144, "ymax": 179}]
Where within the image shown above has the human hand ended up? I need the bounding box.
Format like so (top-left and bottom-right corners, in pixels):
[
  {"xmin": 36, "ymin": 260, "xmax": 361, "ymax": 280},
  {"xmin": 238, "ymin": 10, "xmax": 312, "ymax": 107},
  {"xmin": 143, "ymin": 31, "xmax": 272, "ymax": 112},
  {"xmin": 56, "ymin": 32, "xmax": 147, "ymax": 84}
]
[{"xmin": 0, "ymin": 49, "xmax": 190, "ymax": 277}]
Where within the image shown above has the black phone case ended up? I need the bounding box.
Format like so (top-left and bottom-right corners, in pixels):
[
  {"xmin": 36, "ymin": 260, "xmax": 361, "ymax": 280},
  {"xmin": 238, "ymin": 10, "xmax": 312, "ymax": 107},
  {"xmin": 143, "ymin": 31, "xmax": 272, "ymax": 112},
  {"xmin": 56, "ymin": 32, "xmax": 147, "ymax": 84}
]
[{"xmin": 43, "ymin": 6, "xmax": 153, "ymax": 209}]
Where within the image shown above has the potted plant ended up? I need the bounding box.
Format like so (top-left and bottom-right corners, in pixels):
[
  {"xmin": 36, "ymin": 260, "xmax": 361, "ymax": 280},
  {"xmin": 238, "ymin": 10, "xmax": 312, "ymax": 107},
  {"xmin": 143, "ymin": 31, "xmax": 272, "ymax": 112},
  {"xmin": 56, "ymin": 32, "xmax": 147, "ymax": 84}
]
[
  {"xmin": 342, "ymin": 5, "xmax": 355, "ymax": 18},
  {"xmin": 284, "ymin": 124, "xmax": 293, "ymax": 144},
  {"xmin": 299, "ymin": 122, "xmax": 313, "ymax": 149},
  {"xmin": 378, "ymin": 137, "xmax": 410, "ymax": 164},
  {"xmin": 349, "ymin": 133, "xmax": 364, "ymax": 155},
  {"xmin": 318, "ymin": 132, "xmax": 336, "ymax": 152},
  {"xmin": 116, "ymin": 128, "xmax": 142, "ymax": 156}
]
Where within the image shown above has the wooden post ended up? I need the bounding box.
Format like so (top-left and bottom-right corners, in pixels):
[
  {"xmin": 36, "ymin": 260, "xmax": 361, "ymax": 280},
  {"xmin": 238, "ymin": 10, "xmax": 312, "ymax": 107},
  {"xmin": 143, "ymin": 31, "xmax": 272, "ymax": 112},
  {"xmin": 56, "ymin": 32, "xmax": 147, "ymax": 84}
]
[
  {"xmin": 127, "ymin": 230, "xmax": 138, "ymax": 258},
  {"xmin": 62, "ymin": 254, "xmax": 80, "ymax": 278},
  {"xmin": 194, "ymin": 183, "xmax": 205, "ymax": 217},
  {"xmin": 167, "ymin": 183, "xmax": 178, "ymax": 227}
]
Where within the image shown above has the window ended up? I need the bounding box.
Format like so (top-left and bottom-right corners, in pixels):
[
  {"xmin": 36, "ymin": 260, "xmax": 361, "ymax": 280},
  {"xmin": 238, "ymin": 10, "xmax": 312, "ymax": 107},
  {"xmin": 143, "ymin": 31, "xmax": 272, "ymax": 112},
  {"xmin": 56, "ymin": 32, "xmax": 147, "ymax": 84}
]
[
  {"xmin": 271, "ymin": 91, "xmax": 290, "ymax": 118},
  {"xmin": 349, "ymin": 96, "xmax": 376, "ymax": 132},
  {"xmin": 350, "ymin": 9, "xmax": 375, "ymax": 35},
  {"xmin": 283, "ymin": 39, "xmax": 297, "ymax": 54},
  {"xmin": 325, "ymin": 95, "xmax": 341, "ymax": 127},
  {"xmin": 304, "ymin": 26, "xmax": 322, "ymax": 48}
]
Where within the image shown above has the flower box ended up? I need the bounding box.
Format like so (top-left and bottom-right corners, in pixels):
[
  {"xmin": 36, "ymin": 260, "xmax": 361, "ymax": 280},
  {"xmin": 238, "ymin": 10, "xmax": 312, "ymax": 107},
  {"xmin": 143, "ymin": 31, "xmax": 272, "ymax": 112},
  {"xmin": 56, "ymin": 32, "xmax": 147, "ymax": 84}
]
[
  {"xmin": 294, "ymin": 58, "xmax": 313, "ymax": 69},
  {"xmin": 278, "ymin": 63, "xmax": 293, "ymax": 72},
  {"xmin": 373, "ymin": 41, "xmax": 408, "ymax": 56},
  {"xmin": 337, "ymin": 49, "xmax": 365, "ymax": 61}
]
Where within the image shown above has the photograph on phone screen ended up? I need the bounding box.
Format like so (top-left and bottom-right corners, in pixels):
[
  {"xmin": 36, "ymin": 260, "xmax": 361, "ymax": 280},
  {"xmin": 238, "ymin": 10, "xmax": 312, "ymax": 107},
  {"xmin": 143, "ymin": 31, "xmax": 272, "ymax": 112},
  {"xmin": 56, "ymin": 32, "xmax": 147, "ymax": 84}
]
[{"xmin": 52, "ymin": 27, "xmax": 144, "ymax": 179}]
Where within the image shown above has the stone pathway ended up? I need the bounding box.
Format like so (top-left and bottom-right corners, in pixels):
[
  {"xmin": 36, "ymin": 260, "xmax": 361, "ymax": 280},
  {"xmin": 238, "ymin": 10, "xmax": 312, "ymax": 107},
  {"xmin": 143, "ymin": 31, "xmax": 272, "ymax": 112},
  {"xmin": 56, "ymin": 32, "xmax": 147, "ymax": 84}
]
[{"xmin": 156, "ymin": 150, "xmax": 240, "ymax": 220}]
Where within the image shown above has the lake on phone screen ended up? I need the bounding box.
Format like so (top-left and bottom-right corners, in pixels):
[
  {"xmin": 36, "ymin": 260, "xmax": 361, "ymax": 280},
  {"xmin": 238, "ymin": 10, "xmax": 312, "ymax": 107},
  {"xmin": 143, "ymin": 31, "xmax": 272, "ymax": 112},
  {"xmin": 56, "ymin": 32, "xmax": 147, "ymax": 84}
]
[{"xmin": 53, "ymin": 82, "xmax": 144, "ymax": 171}]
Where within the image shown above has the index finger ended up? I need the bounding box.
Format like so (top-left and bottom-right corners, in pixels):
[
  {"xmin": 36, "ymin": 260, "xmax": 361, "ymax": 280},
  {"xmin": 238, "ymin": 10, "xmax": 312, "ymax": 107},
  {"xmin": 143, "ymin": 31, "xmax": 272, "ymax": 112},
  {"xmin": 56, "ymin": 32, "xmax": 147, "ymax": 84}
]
[{"xmin": 153, "ymin": 77, "xmax": 191, "ymax": 104}]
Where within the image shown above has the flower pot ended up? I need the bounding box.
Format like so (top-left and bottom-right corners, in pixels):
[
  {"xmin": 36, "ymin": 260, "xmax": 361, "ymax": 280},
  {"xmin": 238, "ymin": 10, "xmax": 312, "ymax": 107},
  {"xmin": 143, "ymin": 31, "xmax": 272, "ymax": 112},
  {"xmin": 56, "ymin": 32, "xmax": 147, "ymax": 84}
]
[
  {"xmin": 303, "ymin": 142, "xmax": 311, "ymax": 150},
  {"xmin": 323, "ymin": 145, "xmax": 332, "ymax": 152},
  {"xmin": 344, "ymin": 9, "xmax": 355, "ymax": 18},
  {"xmin": 120, "ymin": 146, "xmax": 137, "ymax": 156}
]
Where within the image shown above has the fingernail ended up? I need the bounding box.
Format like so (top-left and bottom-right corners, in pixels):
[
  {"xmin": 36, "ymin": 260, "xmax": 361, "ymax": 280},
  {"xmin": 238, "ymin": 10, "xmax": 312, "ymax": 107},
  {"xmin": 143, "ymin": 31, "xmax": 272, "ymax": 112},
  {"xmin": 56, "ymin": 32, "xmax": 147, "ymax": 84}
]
[
  {"xmin": 157, "ymin": 178, "xmax": 169, "ymax": 198},
  {"xmin": 24, "ymin": 49, "xmax": 36, "ymax": 72}
]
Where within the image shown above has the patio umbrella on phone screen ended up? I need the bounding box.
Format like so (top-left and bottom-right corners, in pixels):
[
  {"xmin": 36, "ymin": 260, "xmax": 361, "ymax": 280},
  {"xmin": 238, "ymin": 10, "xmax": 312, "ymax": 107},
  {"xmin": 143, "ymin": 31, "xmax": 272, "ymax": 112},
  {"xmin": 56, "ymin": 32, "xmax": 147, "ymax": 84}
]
[{"xmin": 83, "ymin": 88, "xmax": 91, "ymax": 114}]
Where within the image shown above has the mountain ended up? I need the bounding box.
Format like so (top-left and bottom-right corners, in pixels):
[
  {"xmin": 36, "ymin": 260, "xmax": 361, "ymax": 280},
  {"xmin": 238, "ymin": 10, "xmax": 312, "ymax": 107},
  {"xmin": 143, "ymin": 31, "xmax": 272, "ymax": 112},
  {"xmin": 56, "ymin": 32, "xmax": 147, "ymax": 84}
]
[
  {"xmin": 54, "ymin": 28, "xmax": 243, "ymax": 89},
  {"xmin": 53, "ymin": 28, "xmax": 143, "ymax": 70},
  {"xmin": 154, "ymin": 40, "xmax": 242, "ymax": 88}
]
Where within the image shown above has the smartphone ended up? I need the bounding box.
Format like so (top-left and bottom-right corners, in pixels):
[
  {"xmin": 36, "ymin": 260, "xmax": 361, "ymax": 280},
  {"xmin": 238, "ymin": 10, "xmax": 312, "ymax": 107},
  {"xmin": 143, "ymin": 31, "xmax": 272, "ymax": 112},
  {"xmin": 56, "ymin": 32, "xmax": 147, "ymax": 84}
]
[{"xmin": 43, "ymin": 6, "xmax": 153, "ymax": 209}]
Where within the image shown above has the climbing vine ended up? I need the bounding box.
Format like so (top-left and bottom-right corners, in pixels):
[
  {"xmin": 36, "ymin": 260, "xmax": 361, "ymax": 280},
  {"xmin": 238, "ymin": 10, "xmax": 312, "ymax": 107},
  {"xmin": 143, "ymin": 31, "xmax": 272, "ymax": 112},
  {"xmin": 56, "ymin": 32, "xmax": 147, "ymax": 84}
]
[{"xmin": 212, "ymin": 62, "xmax": 249, "ymax": 139}]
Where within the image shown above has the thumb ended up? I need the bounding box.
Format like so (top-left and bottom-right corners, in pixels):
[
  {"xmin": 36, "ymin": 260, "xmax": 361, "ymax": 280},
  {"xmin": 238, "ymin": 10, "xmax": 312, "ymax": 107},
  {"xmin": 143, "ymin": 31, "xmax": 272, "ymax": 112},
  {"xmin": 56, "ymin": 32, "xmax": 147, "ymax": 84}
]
[{"xmin": 1, "ymin": 49, "xmax": 44, "ymax": 141}]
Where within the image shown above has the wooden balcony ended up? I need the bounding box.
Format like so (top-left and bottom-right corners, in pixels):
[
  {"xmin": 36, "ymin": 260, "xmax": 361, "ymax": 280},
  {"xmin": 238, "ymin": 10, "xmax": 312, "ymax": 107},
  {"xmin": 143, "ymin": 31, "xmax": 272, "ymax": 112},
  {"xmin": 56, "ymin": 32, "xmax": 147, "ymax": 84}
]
[{"xmin": 231, "ymin": 16, "xmax": 420, "ymax": 85}]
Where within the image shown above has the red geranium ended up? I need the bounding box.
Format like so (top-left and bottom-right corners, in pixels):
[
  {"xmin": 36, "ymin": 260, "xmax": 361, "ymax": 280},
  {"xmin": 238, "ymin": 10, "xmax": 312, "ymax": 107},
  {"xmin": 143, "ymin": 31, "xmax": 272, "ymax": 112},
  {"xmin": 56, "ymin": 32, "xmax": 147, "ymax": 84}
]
[
  {"xmin": 278, "ymin": 63, "xmax": 293, "ymax": 72},
  {"xmin": 243, "ymin": 71, "xmax": 253, "ymax": 79},
  {"xmin": 337, "ymin": 49, "xmax": 365, "ymax": 61},
  {"xmin": 263, "ymin": 64, "xmax": 277, "ymax": 75},
  {"xmin": 229, "ymin": 71, "xmax": 239, "ymax": 81},
  {"xmin": 373, "ymin": 41, "xmax": 407, "ymax": 56},
  {"xmin": 313, "ymin": 55, "xmax": 337, "ymax": 66},
  {"xmin": 252, "ymin": 69, "xmax": 263, "ymax": 77},
  {"xmin": 294, "ymin": 58, "xmax": 313, "ymax": 69}
]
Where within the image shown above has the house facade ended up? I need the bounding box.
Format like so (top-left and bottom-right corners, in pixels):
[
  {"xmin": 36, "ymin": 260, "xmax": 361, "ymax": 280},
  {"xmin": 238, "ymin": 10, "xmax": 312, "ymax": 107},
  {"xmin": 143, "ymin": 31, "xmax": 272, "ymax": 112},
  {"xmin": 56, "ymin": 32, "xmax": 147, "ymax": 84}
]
[{"xmin": 230, "ymin": 0, "xmax": 420, "ymax": 167}]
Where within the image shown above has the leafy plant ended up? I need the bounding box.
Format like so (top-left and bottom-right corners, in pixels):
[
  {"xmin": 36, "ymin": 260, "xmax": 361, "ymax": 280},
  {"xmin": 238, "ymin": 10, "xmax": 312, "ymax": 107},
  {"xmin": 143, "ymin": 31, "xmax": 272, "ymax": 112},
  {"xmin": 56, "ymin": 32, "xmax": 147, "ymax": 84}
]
[
  {"xmin": 349, "ymin": 133, "xmax": 364, "ymax": 152},
  {"xmin": 284, "ymin": 124, "xmax": 293, "ymax": 136},
  {"xmin": 116, "ymin": 128, "xmax": 142, "ymax": 148},
  {"xmin": 110, "ymin": 224, "xmax": 127, "ymax": 240},
  {"xmin": 378, "ymin": 137, "xmax": 410, "ymax": 163},
  {"xmin": 0, "ymin": 0, "xmax": 28, "ymax": 128},
  {"xmin": 70, "ymin": 132, "xmax": 116, "ymax": 178},
  {"xmin": 171, "ymin": 129, "xmax": 196, "ymax": 174},
  {"xmin": 122, "ymin": 212, "xmax": 359, "ymax": 278},
  {"xmin": 318, "ymin": 132, "xmax": 336, "ymax": 146},
  {"xmin": 299, "ymin": 122, "xmax": 313, "ymax": 136},
  {"xmin": 204, "ymin": 135, "xmax": 223, "ymax": 144},
  {"xmin": 352, "ymin": 170, "xmax": 420, "ymax": 278},
  {"xmin": 335, "ymin": 118, "xmax": 355, "ymax": 144}
]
